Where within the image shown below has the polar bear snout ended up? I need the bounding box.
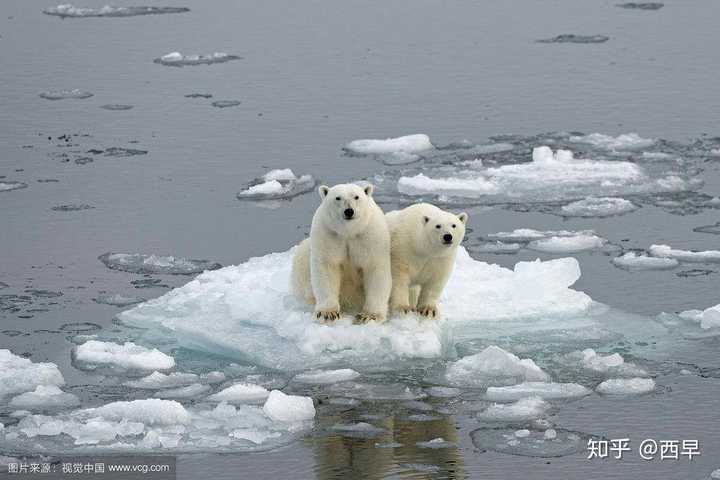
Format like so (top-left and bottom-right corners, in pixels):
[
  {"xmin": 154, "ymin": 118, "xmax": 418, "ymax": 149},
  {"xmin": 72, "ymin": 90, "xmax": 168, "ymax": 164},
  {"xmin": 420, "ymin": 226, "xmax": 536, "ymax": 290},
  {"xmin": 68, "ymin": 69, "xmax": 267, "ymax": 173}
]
[
  {"xmin": 343, "ymin": 208, "xmax": 355, "ymax": 220},
  {"xmin": 442, "ymin": 233, "xmax": 453, "ymax": 244}
]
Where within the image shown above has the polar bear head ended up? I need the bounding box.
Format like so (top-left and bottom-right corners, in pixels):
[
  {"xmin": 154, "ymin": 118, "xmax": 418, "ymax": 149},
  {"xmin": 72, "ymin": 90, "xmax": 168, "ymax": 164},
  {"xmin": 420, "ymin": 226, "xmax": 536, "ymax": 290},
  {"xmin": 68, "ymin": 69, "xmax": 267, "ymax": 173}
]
[
  {"xmin": 420, "ymin": 205, "xmax": 468, "ymax": 255},
  {"xmin": 317, "ymin": 183, "xmax": 376, "ymax": 235}
]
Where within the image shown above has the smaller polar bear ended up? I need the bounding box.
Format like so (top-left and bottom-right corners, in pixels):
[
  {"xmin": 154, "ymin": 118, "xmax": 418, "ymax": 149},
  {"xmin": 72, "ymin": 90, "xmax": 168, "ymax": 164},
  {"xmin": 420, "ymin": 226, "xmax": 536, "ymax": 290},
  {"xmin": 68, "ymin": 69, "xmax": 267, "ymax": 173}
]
[
  {"xmin": 386, "ymin": 203, "xmax": 468, "ymax": 318},
  {"xmin": 291, "ymin": 183, "xmax": 392, "ymax": 323}
]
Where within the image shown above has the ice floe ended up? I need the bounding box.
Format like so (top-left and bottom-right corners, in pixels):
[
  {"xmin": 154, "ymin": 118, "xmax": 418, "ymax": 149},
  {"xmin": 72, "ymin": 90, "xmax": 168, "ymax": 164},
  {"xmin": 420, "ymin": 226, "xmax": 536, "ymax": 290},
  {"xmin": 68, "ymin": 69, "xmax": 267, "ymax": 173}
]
[
  {"xmin": 485, "ymin": 382, "xmax": 591, "ymax": 402},
  {"xmin": 262, "ymin": 390, "xmax": 315, "ymax": 422},
  {"xmin": 154, "ymin": 52, "xmax": 240, "ymax": 67},
  {"xmin": 293, "ymin": 369, "xmax": 360, "ymax": 385},
  {"xmin": 93, "ymin": 293, "xmax": 145, "ymax": 307},
  {"xmin": 649, "ymin": 244, "xmax": 720, "ymax": 263},
  {"xmin": 0, "ymin": 350, "xmax": 65, "ymax": 397},
  {"xmin": 679, "ymin": 304, "xmax": 720, "ymax": 330},
  {"xmin": 694, "ymin": 222, "xmax": 720, "ymax": 235},
  {"xmin": 211, "ymin": 100, "xmax": 241, "ymax": 108},
  {"xmin": 560, "ymin": 197, "xmax": 638, "ymax": 217},
  {"xmin": 596, "ymin": 378, "xmax": 655, "ymax": 395},
  {"xmin": 616, "ymin": 2, "xmax": 664, "ymax": 10},
  {"xmin": 100, "ymin": 104, "xmax": 133, "ymax": 111},
  {"xmin": 569, "ymin": 133, "xmax": 654, "ymax": 151},
  {"xmin": 0, "ymin": 181, "xmax": 28, "ymax": 192},
  {"xmin": 73, "ymin": 341, "xmax": 175, "ymax": 372},
  {"xmin": 527, "ymin": 233, "xmax": 606, "ymax": 254},
  {"xmin": 345, "ymin": 134, "xmax": 433, "ymax": 155},
  {"xmin": 118, "ymin": 248, "xmax": 593, "ymax": 370},
  {"xmin": 416, "ymin": 438, "xmax": 456, "ymax": 449},
  {"xmin": 43, "ymin": 5, "xmax": 190, "ymax": 18},
  {"xmin": 38, "ymin": 89, "xmax": 93, "ymax": 100},
  {"xmin": 467, "ymin": 241, "xmax": 522, "ymax": 254},
  {"xmin": 154, "ymin": 384, "xmax": 210, "ymax": 399},
  {"xmin": 330, "ymin": 422, "xmax": 385, "ymax": 438},
  {"xmin": 537, "ymin": 34, "xmax": 609, "ymax": 44},
  {"xmin": 237, "ymin": 169, "xmax": 317, "ymax": 201},
  {"xmin": 207, "ymin": 383, "xmax": 270, "ymax": 403},
  {"xmin": 51, "ymin": 204, "xmax": 95, "ymax": 212},
  {"xmin": 328, "ymin": 383, "xmax": 426, "ymax": 401},
  {"xmin": 478, "ymin": 397, "xmax": 550, "ymax": 422},
  {"xmin": 470, "ymin": 427, "xmax": 592, "ymax": 457},
  {"xmin": 9, "ymin": 386, "xmax": 79, "ymax": 410},
  {"xmin": 612, "ymin": 252, "xmax": 679, "ymax": 270},
  {"xmin": 565, "ymin": 349, "xmax": 647, "ymax": 377},
  {"xmin": 444, "ymin": 346, "xmax": 549, "ymax": 388},
  {"xmin": 123, "ymin": 371, "xmax": 198, "ymax": 389},
  {"xmin": 98, "ymin": 252, "xmax": 222, "ymax": 275}
]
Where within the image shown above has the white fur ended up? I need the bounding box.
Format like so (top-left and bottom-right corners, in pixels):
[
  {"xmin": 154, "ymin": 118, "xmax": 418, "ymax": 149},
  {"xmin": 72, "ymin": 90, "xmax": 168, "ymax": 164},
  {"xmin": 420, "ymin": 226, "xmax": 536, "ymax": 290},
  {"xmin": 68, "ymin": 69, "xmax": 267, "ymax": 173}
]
[
  {"xmin": 291, "ymin": 183, "xmax": 392, "ymax": 322},
  {"xmin": 385, "ymin": 203, "xmax": 468, "ymax": 317}
]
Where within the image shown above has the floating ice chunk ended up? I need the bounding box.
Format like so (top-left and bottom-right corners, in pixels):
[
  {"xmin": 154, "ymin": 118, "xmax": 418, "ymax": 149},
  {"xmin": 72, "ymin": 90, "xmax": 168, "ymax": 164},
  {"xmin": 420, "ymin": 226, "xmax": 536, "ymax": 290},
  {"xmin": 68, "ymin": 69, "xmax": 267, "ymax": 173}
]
[
  {"xmin": 397, "ymin": 146, "xmax": 665, "ymax": 202},
  {"xmin": 479, "ymin": 397, "xmax": 550, "ymax": 422},
  {"xmin": 331, "ymin": 422, "xmax": 385, "ymax": 438},
  {"xmin": 345, "ymin": 134, "xmax": 433, "ymax": 154},
  {"xmin": 262, "ymin": 390, "xmax": 315, "ymax": 423},
  {"xmin": 566, "ymin": 349, "xmax": 647, "ymax": 376},
  {"xmin": 468, "ymin": 241, "xmax": 522, "ymax": 254},
  {"xmin": 649, "ymin": 245, "xmax": 720, "ymax": 263},
  {"xmin": 376, "ymin": 441, "xmax": 403, "ymax": 448},
  {"xmin": 679, "ymin": 304, "xmax": 720, "ymax": 330},
  {"xmin": 155, "ymin": 384, "xmax": 210, "ymax": 399},
  {"xmin": 1, "ymin": 181, "xmax": 28, "ymax": 193},
  {"xmin": 527, "ymin": 234, "xmax": 605, "ymax": 254},
  {"xmin": 417, "ymin": 437, "xmax": 456, "ymax": 449},
  {"xmin": 485, "ymin": 382, "xmax": 591, "ymax": 401},
  {"xmin": 485, "ymin": 228, "xmax": 595, "ymax": 243},
  {"xmin": 445, "ymin": 346, "xmax": 549, "ymax": 388},
  {"xmin": 537, "ymin": 34, "xmax": 609, "ymax": 44},
  {"xmin": 329, "ymin": 382, "xmax": 426, "ymax": 401},
  {"xmin": 91, "ymin": 399, "xmax": 191, "ymax": 425},
  {"xmin": 200, "ymin": 371, "xmax": 226, "ymax": 384},
  {"xmin": 694, "ymin": 222, "xmax": 720, "ymax": 235},
  {"xmin": 596, "ymin": 378, "xmax": 655, "ymax": 395},
  {"xmin": 380, "ymin": 151, "xmax": 421, "ymax": 165},
  {"xmin": 293, "ymin": 369, "xmax": 360, "ymax": 385},
  {"xmin": 229, "ymin": 428, "xmax": 281, "ymax": 444},
  {"xmin": 426, "ymin": 386, "xmax": 461, "ymax": 398},
  {"xmin": 74, "ymin": 341, "xmax": 175, "ymax": 371},
  {"xmin": 612, "ymin": 252, "xmax": 679, "ymax": 270},
  {"xmin": 515, "ymin": 429, "xmax": 531, "ymax": 438},
  {"xmin": 0, "ymin": 350, "xmax": 65, "ymax": 397},
  {"xmin": 51, "ymin": 204, "xmax": 95, "ymax": 212},
  {"xmin": 98, "ymin": 252, "xmax": 221, "ymax": 275},
  {"xmin": 93, "ymin": 293, "xmax": 145, "ymax": 307},
  {"xmin": 561, "ymin": 197, "xmax": 638, "ymax": 217},
  {"xmin": 154, "ymin": 51, "xmax": 240, "ymax": 67},
  {"xmin": 100, "ymin": 104, "xmax": 133, "ymax": 111},
  {"xmin": 43, "ymin": 5, "xmax": 190, "ymax": 17},
  {"xmin": 616, "ymin": 2, "xmax": 664, "ymax": 10},
  {"xmin": 38, "ymin": 89, "xmax": 93, "ymax": 100},
  {"xmin": 123, "ymin": 371, "xmax": 198, "ymax": 389},
  {"xmin": 237, "ymin": 169, "xmax": 317, "ymax": 201},
  {"xmin": 9, "ymin": 386, "xmax": 79, "ymax": 410},
  {"xmin": 570, "ymin": 133, "xmax": 654, "ymax": 151},
  {"xmin": 207, "ymin": 383, "xmax": 269, "ymax": 403},
  {"xmin": 211, "ymin": 100, "xmax": 241, "ymax": 108},
  {"xmin": 471, "ymin": 427, "xmax": 591, "ymax": 457}
]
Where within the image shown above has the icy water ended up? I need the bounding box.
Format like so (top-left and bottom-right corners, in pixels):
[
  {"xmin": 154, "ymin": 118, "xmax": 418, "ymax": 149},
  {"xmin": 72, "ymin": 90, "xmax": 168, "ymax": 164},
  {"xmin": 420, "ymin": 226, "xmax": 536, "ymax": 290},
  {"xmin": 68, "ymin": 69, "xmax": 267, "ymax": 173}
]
[{"xmin": 1, "ymin": 0, "xmax": 720, "ymax": 479}]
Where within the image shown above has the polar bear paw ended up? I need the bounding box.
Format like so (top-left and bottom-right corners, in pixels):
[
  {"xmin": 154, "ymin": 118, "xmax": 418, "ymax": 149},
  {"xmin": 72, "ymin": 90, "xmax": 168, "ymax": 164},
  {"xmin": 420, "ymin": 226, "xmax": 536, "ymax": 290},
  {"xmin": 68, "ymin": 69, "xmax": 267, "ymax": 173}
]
[
  {"xmin": 354, "ymin": 312, "xmax": 381, "ymax": 324},
  {"xmin": 415, "ymin": 305, "xmax": 439, "ymax": 318},
  {"xmin": 391, "ymin": 304, "xmax": 414, "ymax": 315},
  {"xmin": 316, "ymin": 308, "xmax": 341, "ymax": 323}
]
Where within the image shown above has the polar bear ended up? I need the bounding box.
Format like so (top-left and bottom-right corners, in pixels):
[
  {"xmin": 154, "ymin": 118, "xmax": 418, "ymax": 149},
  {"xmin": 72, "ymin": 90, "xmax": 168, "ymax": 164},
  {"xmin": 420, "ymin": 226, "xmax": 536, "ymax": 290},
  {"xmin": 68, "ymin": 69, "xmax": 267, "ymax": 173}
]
[
  {"xmin": 385, "ymin": 203, "xmax": 467, "ymax": 318},
  {"xmin": 291, "ymin": 183, "xmax": 392, "ymax": 323}
]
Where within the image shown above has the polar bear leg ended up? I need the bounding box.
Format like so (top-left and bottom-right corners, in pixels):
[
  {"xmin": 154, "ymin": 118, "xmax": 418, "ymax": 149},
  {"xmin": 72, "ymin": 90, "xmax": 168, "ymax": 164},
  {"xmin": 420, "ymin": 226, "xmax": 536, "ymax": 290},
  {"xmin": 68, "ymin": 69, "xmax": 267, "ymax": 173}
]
[
  {"xmin": 357, "ymin": 260, "xmax": 391, "ymax": 321},
  {"xmin": 311, "ymin": 259, "xmax": 342, "ymax": 320},
  {"xmin": 291, "ymin": 239, "xmax": 315, "ymax": 305}
]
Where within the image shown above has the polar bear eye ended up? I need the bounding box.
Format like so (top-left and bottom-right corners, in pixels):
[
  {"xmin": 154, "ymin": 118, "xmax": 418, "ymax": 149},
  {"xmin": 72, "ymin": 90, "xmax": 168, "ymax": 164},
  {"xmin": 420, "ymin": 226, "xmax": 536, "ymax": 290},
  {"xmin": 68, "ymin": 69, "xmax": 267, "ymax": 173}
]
[
  {"xmin": 452, "ymin": 224, "xmax": 456, "ymax": 228},
  {"xmin": 435, "ymin": 225, "xmax": 441, "ymax": 229},
  {"xmin": 354, "ymin": 195, "xmax": 359, "ymax": 200},
  {"xmin": 335, "ymin": 196, "xmax": 341, "ymax": 201}
]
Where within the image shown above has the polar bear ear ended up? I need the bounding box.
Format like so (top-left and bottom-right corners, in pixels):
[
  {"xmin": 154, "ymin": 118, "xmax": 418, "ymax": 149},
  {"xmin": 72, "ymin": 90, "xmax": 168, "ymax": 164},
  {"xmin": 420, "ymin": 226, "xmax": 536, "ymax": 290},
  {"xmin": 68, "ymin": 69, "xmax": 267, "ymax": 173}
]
[
  {"xmin": 457, "ymin": 212, "xmax": 468, "ymax": 224},
  {"xmin": 318, "ymin": 185, "xmax": 330, "ymax": 199},
  {"xmin": 363, "ymin": 184, "xmax": 374, "ymax": 197}
]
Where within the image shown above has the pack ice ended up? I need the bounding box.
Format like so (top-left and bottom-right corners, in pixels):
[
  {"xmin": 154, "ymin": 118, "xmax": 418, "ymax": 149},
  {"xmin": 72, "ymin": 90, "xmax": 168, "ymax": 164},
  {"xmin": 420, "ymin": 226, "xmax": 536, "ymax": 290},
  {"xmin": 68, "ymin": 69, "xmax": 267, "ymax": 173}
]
[
  {"xmin": 43, "ymin": 5, "xmax": 190, "ymax": 18},
  {"xmin": 154, "ymin": 52, "xmax": 241, "ymax": 67},
  {"xmin": 236, "ymin": 169, "xmax": 317, "ymax": 201},
  {"xmin": 118, "ymin": 247, "xmax": 593, "ymax": 370},
  {"xmin": 98, "ymin": 252, "xmax": 222, "ymax": 275}
]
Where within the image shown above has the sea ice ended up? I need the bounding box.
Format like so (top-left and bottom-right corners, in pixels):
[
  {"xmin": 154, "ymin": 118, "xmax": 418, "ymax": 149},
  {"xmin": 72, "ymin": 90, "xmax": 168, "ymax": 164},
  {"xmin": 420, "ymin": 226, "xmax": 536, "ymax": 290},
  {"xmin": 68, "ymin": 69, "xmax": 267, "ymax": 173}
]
[
  {"xmin": 426, "ymin": 386, "xmax": 461, "ymax": 398},
  {"xmin": 649, "ymin": 245, "xmax": 720, "ymax": 263},
  {"xmin": 207, "ymin": 383, "xmax": 270, "ymax": 403},
  {"xmin": 345, "ymin": 134, "xmax": 433, "ymax": 154},
  {"xmin": 527, "ymin": 234, "xmax": 606, "ymax": 254},
  {"xmin": 694, "ymin": 222, "xmax": 720, "ymax": 235},
  {"xmin": 118, "ymin": 247, "xmax": 593, "ymax": 370},
  {"xmin": 569, "ymin": 133, "xmax": 654, "ymax": 151},
  {"xmin": 478, "ymin": 397, "xmax": 550, "ymax": 422},
  {"xmin": 0, "ymin": 350, "xmax": 65, "ymax": 397},
  {"xmin": 154, "ymin": 52, "xmax": 240, "ymax": 67},
  {"xmin": 596, "ymin": 378, "xmax": 655, "ymax": 395},
  {"xmin": 444, "ymin": 346, "xmax": 549, "ymax": 388},
  {"xmin": 43, "ymin": 5, "xmax": 190, "ymax": 17},
  {"xmin": 467, "ymin": 241, "xmax": 522, "ymax": 254},
  {"xmin": 612, "ymin": 252, "xmax": 679, "ymax": 270},
  {"xmin": 328, "ymin": 382, "xmax": 426, "ymax": 401},
  {"xmin": 537, "ymin": 34, "xmax": 609, "ymax": 44},
  {"xmin": 100, "ymin": 104, "xmax": 133, "ymax": 111},
  {"xmin": 560, "ymin": 197, "xmax": 638, "ymax": 217},
  {"xmin": 73, "ymin": 341, "xmax": 175, "ymax": 371},
  {"xmin": 679, "ymin": 304, "xmax": 720, "ymax": 330},
  {"xmin": 9, "ymin": 386, "xmax": 79, "ymax": 410},
  {"xmin": 485, "ymin": 382, "xmax": 591, "ymax": 402},
  {"xmin": 565, "ymin": 349, "xmax": 647, "ymax": 376},
  {"xmin": 616, "ymin": 2, "xmax": 664, "ymax": 10},
  {"xmin": 211, "ymin": 100, "xmax": 241, "ymax": 108},
  {"xmin": 331, "ymin": 422, "xmax": 385, "ymax": 438},
  {"xmin": 38, "ymin": 89, "xmax": 93, "ymax": 100},
  {"xmin": 262, "ymin": 390, "xmax": 315, "ymax": 423},
  {"xmin": 0, "ymin": 181, "xmax": 28, "ymax": 192},
  {"xmin": 98, "ymin": 252, "xmax": 222, "ymax": 275},
  {"xmin": 416, "ymin": 438, "xmax": 456, "ymax": 449},
  {"xmin": 123, "ymin": 371, "xmax": 198, "ymax": 389},
  {"xmin": 237, "ymin": 169, "xmax": 316, "ymax": 201},
  {"xmin": 93, "ymin": 293, "xmax": 145, "ymax": 307},
  {"xmin": 470, "ymin": 427, "xmax": 592, "ymax": 457},
  {"xmin": 293, "ymin": 369, "xmax": 360, "ymax": 385},
  {"xmin": 155, "ymin": 384, "xmax": 210, "ymax": 399}
]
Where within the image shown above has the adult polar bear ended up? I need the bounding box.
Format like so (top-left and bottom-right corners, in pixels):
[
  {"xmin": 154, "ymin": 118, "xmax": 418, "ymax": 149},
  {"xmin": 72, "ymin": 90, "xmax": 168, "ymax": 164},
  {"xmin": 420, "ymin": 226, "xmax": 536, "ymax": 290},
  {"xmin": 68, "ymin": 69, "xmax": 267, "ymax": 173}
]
[
  {"xmin": 291, "ymin": 183, "xmax": 392, "ymax": 323},
  {"xmin": 386, "ymin": 203, "xmax": 467, "ymax": 318}
]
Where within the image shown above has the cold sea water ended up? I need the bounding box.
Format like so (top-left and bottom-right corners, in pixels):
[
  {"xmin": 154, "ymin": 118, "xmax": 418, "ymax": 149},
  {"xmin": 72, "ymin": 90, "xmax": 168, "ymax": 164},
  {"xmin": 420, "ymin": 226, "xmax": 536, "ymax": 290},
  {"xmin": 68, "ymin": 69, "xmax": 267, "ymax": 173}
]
[{"xmin": 1, "ymin": 0, "xmax": 720, "ymax": 478}]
